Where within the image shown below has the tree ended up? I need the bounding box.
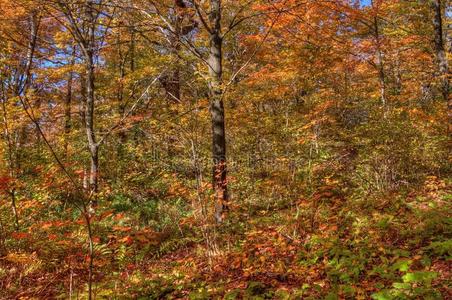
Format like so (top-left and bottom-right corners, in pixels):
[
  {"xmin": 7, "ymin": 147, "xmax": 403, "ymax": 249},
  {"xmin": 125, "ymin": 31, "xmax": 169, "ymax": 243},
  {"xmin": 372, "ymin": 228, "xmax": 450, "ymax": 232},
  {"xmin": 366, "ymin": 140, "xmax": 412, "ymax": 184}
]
[
  {"xmin": 0, "ymin": 2, "xmax": 42, "ymax": 230},
  {"xmin": 431, "ymin": 0, "xmax": 449, "ymax": 104},
  {"xmin": 201, "ymin": 0, "xmax": 228, "ymax": 223},
  {"xmin": 371, "ymin": 0, "xmax": 387, "ymax": 106},
  {"xmin": 53, "ymin": 0, "xmax": 111, "ymax": 196}
]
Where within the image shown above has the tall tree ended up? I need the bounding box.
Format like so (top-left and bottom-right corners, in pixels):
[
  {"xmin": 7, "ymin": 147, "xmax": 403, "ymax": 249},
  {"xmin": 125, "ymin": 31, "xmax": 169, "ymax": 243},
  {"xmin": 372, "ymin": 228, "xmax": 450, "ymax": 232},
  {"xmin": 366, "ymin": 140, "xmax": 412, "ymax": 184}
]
[
  {"xmin": 54, "ymin": 0, "xmax": 104, "ymax": 195},
  {"xmin": 431, "ymin": 0, "xmax": 449, "ymax": 104},
  {"xmin": 371, "ymin": 0, "xmax": 387, "ymax": 106},
  {"xmin": 205, "ymin": 0, "xmax": 228, "ymax": 223},
  {"xmin": 64, "ymin": 47, "xmax": 75, "ymax": 158}
]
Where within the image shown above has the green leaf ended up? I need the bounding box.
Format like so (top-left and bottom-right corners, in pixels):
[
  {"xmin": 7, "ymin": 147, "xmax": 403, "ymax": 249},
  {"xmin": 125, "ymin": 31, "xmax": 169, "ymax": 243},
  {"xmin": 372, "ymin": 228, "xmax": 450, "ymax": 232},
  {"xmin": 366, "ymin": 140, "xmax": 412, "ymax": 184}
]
[
  {"xmin": 392, "ymin": 249, "xmax": 410, "ymax": 258},
  {"xmin": 325, "ymin": 292, "xmax": 339, "ymax": 300},
  {"xmin": 275, "ymin": 289, "xmax": 291, "ymax": 300},
  {"xmin": 224, "ymin": 289, "xmax": 240, "ymax": 300},
  {"xmin": 371, "ymin": 290, "xmax": 394, "ymax": 300},
  {"xmin": 424, "ymin": 240, "xmax": 452, "ymax": 257},
  {"xmin": 402, "ymin": 271, "xmax": 438, "ymax": 283},
  {"xmin": 392, "ymin": 282, "xmax": 411, "ymax": 290},
  {"xmin": 391, "ymin": 259, "xmax": 412, "ymax": 272}
]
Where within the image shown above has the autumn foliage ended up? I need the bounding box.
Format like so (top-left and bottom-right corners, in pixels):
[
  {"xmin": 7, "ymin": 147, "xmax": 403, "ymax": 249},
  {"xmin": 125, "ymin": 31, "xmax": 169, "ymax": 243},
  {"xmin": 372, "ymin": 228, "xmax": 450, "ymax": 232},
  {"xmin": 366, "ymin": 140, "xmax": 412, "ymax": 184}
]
[{"xmin": 0, "ymin": 0, "xmax": 450, "ymax": 299}]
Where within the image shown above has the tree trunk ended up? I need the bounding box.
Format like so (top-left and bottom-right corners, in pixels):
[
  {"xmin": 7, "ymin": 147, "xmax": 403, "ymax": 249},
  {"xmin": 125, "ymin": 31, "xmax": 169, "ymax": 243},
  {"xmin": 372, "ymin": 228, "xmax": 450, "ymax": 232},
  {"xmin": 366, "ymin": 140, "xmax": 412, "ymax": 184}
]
[
  {"xmin": 117, "ymin": 32, "xmax": 127, "ymax": 143},
  {"xmin": 167, "ymin": 12, "xmax": 181, "ymax": 103},
  {"xmin": 64, "ymin": 53, "xmax": 74, "ymax": 158},
  {"xmin": 1, "ymin": 84, "xmax": 19, "ymax": 231},
  {"xmin": 130, "ymin": 28, "xmax": 135, "ymax": 73},
  {"xmin": 208, "ymin": 0, "xmax": 228, "ymax": 223},
  {"xmin": 84, "ymin": 2, "xmax": 99, "ymax": 195},
  {"xmin": 374, "ymin": 16, "xmax": 386, "ymax": 106},
  {"xmin": 10, "ymin": 189, "xmax": 19, "ymax": 230},
  {"xmin": 160, "ymin": 2, "xmax": 182, "ymax": 103},
  {"xmin": 86, "ymin": 59, "xmax": 99, "ymax": 195},
  {"xmin": 394, "ymin": 50, "xmax": 402, "ymax": 95},
  {"xmin": 432, "ymin": 0, "xmax": 449, "ymax": 103}
]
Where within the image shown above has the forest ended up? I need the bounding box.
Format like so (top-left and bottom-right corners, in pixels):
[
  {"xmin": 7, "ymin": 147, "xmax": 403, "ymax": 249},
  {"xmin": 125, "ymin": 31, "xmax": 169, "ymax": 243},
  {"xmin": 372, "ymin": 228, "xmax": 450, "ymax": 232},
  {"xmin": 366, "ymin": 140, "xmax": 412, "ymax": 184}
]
[{"xmin": 0, "ymin": 0, "xmax": 450, "ymax": 299}]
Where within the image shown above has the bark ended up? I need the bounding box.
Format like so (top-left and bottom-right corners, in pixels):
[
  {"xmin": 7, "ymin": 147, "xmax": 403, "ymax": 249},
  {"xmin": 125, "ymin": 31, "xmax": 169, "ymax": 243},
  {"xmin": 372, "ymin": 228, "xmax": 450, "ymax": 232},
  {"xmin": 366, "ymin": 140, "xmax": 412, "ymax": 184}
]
[
  {"xmin": 130, "ymin": 28, "xmax": 135, "ymax": 73},
  {"xmin": 129, "ymin": 27, "xmax": 138, "ymax": 102},
  {"xmin": 394, "ymin": 50, "xmax": 402, "ymax": 95},
  {"xmin": 161, "ymin": 69, "xmax": 181, "ymax": 102},
  {"xmin": 84, "ymin": 1, "xmax": 99, "ymax": 195},
  {"xmin": 23, "ymin": 11, "xmax": 39, "ymax": 92},
  {"xmin": 374, "ymin": 15, "xmax": 386, "ymax": 106},
  {"xmin": 162, "ymin": 31, "xmax": 181, "ymax": 102},
  {"xmin": 86, "ymin": 60, "xmax": 99, "ymax": 196},
  {"xmin": 160, "ymin": 1, "xmax": 183, "ymax": 102},
  {"xmin": 207, "ymin": 0, "xmax": 228, "ymax": 223},
  {"xmin": 167, "ymin": 9, "xmax": 181, "ymax": 103},
  {"xmin": 432, "ymin": 0, "xmax": 449, "ymax": 103},
  {"xmin": 117, "ymin": 32, "xmax": 127, "ymax": 143},
  {"xmin": 64, "ymin": 52, "xmax": 75, "ymax": 158},
  {"xmin": 23, "ymin": 11, "xmax": 41, "ymax": 146}
]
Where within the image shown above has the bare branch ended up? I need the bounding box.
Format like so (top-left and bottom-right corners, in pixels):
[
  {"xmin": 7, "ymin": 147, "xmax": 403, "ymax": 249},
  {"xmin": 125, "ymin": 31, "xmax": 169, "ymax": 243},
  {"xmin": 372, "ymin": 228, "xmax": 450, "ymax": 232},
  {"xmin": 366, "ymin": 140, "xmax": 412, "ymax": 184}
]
[{"xmin": 96, "ymin": 71, "xmax": 166, "ymax": 146}]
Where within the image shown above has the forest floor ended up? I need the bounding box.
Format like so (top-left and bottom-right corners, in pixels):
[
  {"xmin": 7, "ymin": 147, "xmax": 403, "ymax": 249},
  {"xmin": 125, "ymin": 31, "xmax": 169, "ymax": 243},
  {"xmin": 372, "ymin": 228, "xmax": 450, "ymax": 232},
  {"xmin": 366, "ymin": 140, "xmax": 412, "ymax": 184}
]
[{"xmin": 1, "ymin": 176, "xmax": 451, "ymax": 299}]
